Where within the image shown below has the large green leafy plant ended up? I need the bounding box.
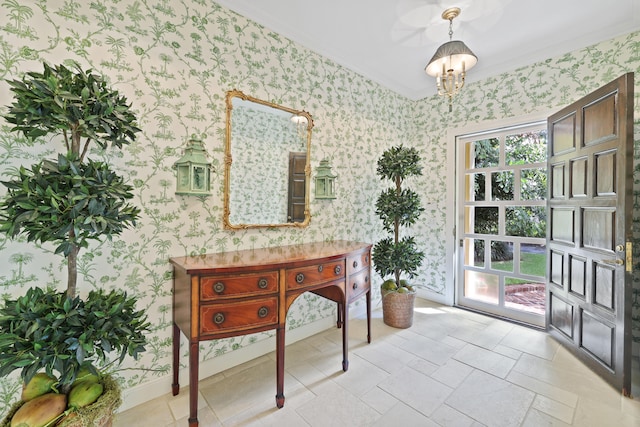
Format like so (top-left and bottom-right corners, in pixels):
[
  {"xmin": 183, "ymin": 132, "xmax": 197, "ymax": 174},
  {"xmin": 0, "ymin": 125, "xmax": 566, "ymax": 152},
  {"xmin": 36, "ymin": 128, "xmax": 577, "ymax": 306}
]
[
  {"xmin": 372, "ymin": 145, "xmax": 425, "ymax": 292},
  {"xmin": 0, "ymin": 61, "xmax": 141, "ymax": 297},
  {"xmin": 0, "ymin": 288, "xmax": 148, "ymax": 389},
  {"xmin": 0, "ymin": 61, "xmax": 148, "ymax": 390}
]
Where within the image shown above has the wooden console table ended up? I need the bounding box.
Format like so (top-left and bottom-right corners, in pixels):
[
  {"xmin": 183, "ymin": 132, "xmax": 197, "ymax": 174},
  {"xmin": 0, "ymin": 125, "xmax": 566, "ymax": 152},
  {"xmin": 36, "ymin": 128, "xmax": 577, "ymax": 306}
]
[{"xmin": 170, "ymin": 240, "xmax": 372, "ymax": 426}]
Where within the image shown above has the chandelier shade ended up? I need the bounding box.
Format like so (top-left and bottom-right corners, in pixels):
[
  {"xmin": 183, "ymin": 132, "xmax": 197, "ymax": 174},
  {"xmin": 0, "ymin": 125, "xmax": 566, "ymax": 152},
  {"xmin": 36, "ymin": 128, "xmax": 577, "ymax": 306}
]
[{"xmin": 425, "ymin": 40, "xmax": 477, "ymax": 77}]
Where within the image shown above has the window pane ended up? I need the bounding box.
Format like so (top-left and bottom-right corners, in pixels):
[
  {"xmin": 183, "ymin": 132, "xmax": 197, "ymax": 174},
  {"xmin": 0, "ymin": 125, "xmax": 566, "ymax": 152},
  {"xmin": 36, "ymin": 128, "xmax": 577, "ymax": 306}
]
[
  {"xmin": 464, "ymin": 206, "xmax": 473, "ymax": 233},
  {"xmin": 492, "ymin": 171, "xmax": 513, "ymax": 200},
  {"xmin": 466, "ymin": 173, "xmax": 486, "ymax": 201},
  {"xmin": 504, "ymin": 279, "xmax": 545, "ymax": 314},
  {"xmin": 505, "ymin": 206, "xmax": 546, "ymax": 237},
  {"xmin": 464, "ymin": 141, "xmax": 474, "ymax": 169},
  {"xmin": 474, "ymin": 207, "xmax": 498, "ymax": 234},
  {"xmin": 520, "ymin": 244, "xmax": 546, "ymax": 277},
  {"xmin": 473, "ymin": 138, "xmax": 499, "ymax": 168},
  {"xmin": 464, "ymin": 238, "xmax": 485, "ymax": 267},
  {"xmin": 505, "ymin": 130, "xmax": 547, "ymax": 165},
  {"xmin": 491, "ymin": 241, "xmax": 514, "ymax": 272},
  {"xmin": 464, "ymin": 270, "xmax": 498, "ymax": 304},
  {"xmin": 521, "ymin": 168, "xmax": 547, "ymax": 200}
]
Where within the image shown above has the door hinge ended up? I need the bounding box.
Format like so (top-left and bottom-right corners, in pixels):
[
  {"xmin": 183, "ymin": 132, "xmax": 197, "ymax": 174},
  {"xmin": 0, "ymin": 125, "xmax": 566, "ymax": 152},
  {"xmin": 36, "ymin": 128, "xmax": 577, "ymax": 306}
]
[{"xmin": 626, "ymin": 241, "xmax": 633, "ymax": 272}]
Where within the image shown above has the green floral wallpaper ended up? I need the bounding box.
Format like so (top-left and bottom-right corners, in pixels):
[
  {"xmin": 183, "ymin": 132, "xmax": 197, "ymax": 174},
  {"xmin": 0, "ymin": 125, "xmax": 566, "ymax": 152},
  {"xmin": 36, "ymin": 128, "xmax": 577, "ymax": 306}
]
[{"xmin": 0, "ymin": 0, "xmax": 638, "ymax": 413}]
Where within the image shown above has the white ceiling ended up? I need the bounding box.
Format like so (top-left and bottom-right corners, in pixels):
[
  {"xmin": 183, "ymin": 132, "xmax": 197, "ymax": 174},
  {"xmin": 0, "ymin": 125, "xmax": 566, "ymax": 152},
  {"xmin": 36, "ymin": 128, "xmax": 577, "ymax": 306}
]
[{"xmin": 214, "ymin": 0, "xmax": 640, "ymax": 101}]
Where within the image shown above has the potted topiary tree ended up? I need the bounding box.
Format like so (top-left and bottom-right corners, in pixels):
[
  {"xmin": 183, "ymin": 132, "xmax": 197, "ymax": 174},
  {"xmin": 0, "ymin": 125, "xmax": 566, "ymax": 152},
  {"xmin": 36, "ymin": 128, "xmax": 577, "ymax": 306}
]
[
  {"xmin": 0, "ymin": 62, "xmax": 149, "ymax": 427},
  {"xmin": 372, "ymin": 145, "xmax": 425, "ymax": 328}
]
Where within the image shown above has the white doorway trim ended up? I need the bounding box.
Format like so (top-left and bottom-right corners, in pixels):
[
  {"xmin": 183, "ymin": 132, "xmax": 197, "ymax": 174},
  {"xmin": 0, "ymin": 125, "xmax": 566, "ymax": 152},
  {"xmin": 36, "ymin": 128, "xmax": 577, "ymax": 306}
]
[{"xmin": 441, "ymin": 111, "xmax": 549, "ymax": 308}]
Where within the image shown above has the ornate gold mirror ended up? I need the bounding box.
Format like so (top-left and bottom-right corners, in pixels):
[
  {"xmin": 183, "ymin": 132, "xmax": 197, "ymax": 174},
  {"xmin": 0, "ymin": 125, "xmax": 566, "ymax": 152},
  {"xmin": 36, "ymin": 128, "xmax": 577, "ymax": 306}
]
[{"xmin": 223, "ymin": 89, "xmax": 313, "ymax": 229}]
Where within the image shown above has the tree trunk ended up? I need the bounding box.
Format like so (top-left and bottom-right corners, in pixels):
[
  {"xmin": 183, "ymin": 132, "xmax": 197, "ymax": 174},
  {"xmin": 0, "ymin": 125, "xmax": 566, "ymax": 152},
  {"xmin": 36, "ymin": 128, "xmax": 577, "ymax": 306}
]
[
  {"xmin": 67, "ymin": 128, "xmax": 81, "ymax": 297},
  {"xmin": 394, "ymin": 175, "xmax": 401, "ymax": 285},
  {"xmin": 67, "ymin": 245, "xmax": 78, "ymax": 298},
  {"xmin": 71, "ymin": 124, "xmax": 81, "ymax": 156}
]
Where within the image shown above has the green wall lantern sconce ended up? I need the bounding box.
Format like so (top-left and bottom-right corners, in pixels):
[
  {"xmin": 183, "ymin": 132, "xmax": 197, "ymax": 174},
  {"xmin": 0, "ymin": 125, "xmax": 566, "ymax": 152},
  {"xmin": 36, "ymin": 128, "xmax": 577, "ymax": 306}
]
[
  {"xmin": 173, "ymin": 138, "xmax": 212, "ymax": 196},
  {"xmin": 314, "ymin": 159, "xmax": 337, "ymax": 199}
]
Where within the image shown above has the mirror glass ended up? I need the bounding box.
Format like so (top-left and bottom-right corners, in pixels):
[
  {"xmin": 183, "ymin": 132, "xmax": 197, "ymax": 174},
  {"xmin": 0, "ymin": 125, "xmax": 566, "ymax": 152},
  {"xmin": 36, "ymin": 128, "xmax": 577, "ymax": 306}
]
[{"xmin": 224, "ymin": 90, "xmax": 313, "ymax": 229}]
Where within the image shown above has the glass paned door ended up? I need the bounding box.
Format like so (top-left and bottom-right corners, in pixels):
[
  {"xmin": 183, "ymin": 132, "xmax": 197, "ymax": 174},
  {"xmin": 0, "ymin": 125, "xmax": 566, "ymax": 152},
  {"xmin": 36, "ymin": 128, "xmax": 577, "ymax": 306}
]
[{"xmin": 457, "ymin": 123, "xmax": 547, "ymax": 327}]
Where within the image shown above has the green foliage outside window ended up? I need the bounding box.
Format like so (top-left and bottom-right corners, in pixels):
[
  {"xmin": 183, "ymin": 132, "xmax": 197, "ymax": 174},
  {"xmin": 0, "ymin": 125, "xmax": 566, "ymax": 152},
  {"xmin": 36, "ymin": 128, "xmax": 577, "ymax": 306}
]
[{"xmin": 472, "ymin": 131, "xmax": 547, "ymax": 262}]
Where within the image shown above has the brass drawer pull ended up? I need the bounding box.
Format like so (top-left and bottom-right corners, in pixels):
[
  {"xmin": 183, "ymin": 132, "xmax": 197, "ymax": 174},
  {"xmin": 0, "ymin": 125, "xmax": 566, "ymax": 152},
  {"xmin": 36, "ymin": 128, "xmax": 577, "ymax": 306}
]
[
  {"xmin": 258, "ymin": 278, "xmax": 268, "ymax": 289},
  {"xmin": 365, "ymin": 275, "xmax": 369, "ymax": 283},
  {"xmin": 353, "ymin": 261, "xmax": 358, "ymax": 268},
  {"xmin": 334, "ymin": 265, "xmax": 342, "ymax": 275},
  {"xmin": 365, "ymin": 255, "xmax": 369, "ymax": 263},
  {"xmin": 258, "ymin": 306, "xmax": 269, "ymax": 318},
  {"xmin": 213, "ymin": 282, "xmax": 225, "ymax": 293},
  {"xmin": 352, "ymin": 282, "xmax": 358, "ymax": 290},
  {"xmin": 213, "ymin": 313, "xmax": 225, "ymax": 325},
  {"xmin": 318, "ymin": 265, "xmax": 323, "ymax": 272},
  {"xmin": 296, "ymin": 273, "xmax": 305, "ymax": 283}
]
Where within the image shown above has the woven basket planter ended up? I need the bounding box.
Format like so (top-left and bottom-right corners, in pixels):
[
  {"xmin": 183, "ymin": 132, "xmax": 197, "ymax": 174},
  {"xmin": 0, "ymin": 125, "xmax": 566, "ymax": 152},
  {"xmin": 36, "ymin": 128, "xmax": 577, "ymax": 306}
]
[
  {"xmin": 381, "ymin": 288, "xmax": 416, "ymax": 329},
  {"xmin": 1, "ymin": 374, "xmax": 121, "ymax": 427}
]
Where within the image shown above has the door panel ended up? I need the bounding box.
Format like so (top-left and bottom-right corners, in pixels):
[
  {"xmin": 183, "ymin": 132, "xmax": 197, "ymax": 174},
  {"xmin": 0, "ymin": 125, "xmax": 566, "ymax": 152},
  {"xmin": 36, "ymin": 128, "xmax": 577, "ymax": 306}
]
[
  {"xmin": 571, "ymin": 158, "xmax": 587, "ymax": 197},
  {"xmin": 551, "ymin": 115, "xmax": 576, "ymax": 154},
  {"xmin": 550, "ymin": 294, "xmax": 573, "ymax": 337},
  {"xmin": 569, "ymin": 255, "xmax": 586, "ymax": 296},
  {"xmin": 551, "ymin": 163, "xmax": 566, "ymax": 197},
  {"xmin": 546, "ymin": 73, "xmax": 633, "ymax": 395},
  {"xmin": 550, "ymin": 208, "xmax": 574, "ymax": 243}
]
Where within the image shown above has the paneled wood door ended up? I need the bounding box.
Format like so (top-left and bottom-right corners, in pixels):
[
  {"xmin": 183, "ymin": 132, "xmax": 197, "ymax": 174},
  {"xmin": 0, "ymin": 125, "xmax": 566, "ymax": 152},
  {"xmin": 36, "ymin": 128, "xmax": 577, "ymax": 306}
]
[
  {"xmin": 287, "ymin": 152, "xmax": 306, "ymax": 223},
  {"xmin": 546, "ymin": 73, "xmax": 633, "ymax": 395}
]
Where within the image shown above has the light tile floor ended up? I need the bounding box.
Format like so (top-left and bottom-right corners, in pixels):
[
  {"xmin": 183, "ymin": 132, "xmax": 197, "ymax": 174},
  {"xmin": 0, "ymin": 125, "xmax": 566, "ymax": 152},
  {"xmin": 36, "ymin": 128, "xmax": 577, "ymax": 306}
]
[{"xmin": 114, "ymin": 299, "xmax": 640, "ymax": 426}]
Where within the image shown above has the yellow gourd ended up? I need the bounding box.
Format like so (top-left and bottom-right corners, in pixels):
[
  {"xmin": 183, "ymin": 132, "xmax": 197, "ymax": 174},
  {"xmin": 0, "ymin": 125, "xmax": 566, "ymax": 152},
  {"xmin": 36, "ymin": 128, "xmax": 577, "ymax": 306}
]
[
  {"xmin": 68, "ymin": 381, "xmax": 104, "ymax": 409},
  {"xmin": 10, "ymin": 393, "xmax": 66, "ymax": 427},
  {"xmin": 20, "ymin": 373, "xmax": 58, "ymax": 402}
]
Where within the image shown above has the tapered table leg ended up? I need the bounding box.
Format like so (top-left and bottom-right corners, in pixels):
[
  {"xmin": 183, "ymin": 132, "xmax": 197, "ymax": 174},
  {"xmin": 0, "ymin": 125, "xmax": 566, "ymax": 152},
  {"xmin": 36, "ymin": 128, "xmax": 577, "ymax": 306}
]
[
  {"xmin": 188, "ymin": 340, "xmax": 199, "ymax": 426},
  {"xmin": 342, "ymin": 299, "xmax": 349, "ymax": 371},
  {"xmin": 366, "ymin": 290, "xmax": 371, "ymax": 343},
  {"xmin": 275, "ymin": 327, "xmax": 286, "ymax": 408},
  {"xmin": 172, "ymin": 323, "xmax": 180, "ymax": 396}
]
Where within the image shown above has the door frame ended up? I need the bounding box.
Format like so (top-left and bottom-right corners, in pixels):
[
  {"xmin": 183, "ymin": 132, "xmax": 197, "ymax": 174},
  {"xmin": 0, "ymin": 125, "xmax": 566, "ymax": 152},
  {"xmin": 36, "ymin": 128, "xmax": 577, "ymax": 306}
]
[
  {"xmin": 454, "ymin": 122, "xmax": 548, "ymax": 327},
  {"xmin": 440, "ymin": 112, "xmax": 548, "ymax": 308}
]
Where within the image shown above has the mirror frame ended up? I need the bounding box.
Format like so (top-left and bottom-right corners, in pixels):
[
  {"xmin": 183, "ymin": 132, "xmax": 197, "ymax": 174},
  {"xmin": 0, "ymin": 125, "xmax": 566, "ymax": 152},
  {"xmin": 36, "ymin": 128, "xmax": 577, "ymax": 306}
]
[{"xmin": 223, "ymin": 89, "xmax": 313, "ymax": 229}]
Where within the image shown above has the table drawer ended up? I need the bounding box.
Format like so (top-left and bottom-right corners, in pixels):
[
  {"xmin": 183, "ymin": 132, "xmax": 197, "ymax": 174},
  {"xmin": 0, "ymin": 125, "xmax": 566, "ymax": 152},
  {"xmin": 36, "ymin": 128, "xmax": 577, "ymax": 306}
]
[
  {"xmin": 200, "ymin": 297, "xmax": 278, "ymax": 335},
  {"xmin": 347, "ymin": 250, "xmax": 370, "ymax": 275},
  {"xmin": 285, "ymin": 260, "xmax": 345, "ymax": 289},
  {"xmin": 347, "ymin": 269, "xmax": 370, "ymax": 301},
  {"xmin": 201, "ymin": 271, "xmax": 278, "ymax": 300}
]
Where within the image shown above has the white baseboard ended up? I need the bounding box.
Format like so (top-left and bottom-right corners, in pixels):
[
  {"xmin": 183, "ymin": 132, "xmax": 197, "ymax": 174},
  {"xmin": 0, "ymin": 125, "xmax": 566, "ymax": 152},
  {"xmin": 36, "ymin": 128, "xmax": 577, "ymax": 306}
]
[
  {"xmin": 417, "ymin": 288, "xmax": 451, "ymax": 306},
  {"xmin": 117, "ymin": 305, "xmax": 371, "ymax": 413}
]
